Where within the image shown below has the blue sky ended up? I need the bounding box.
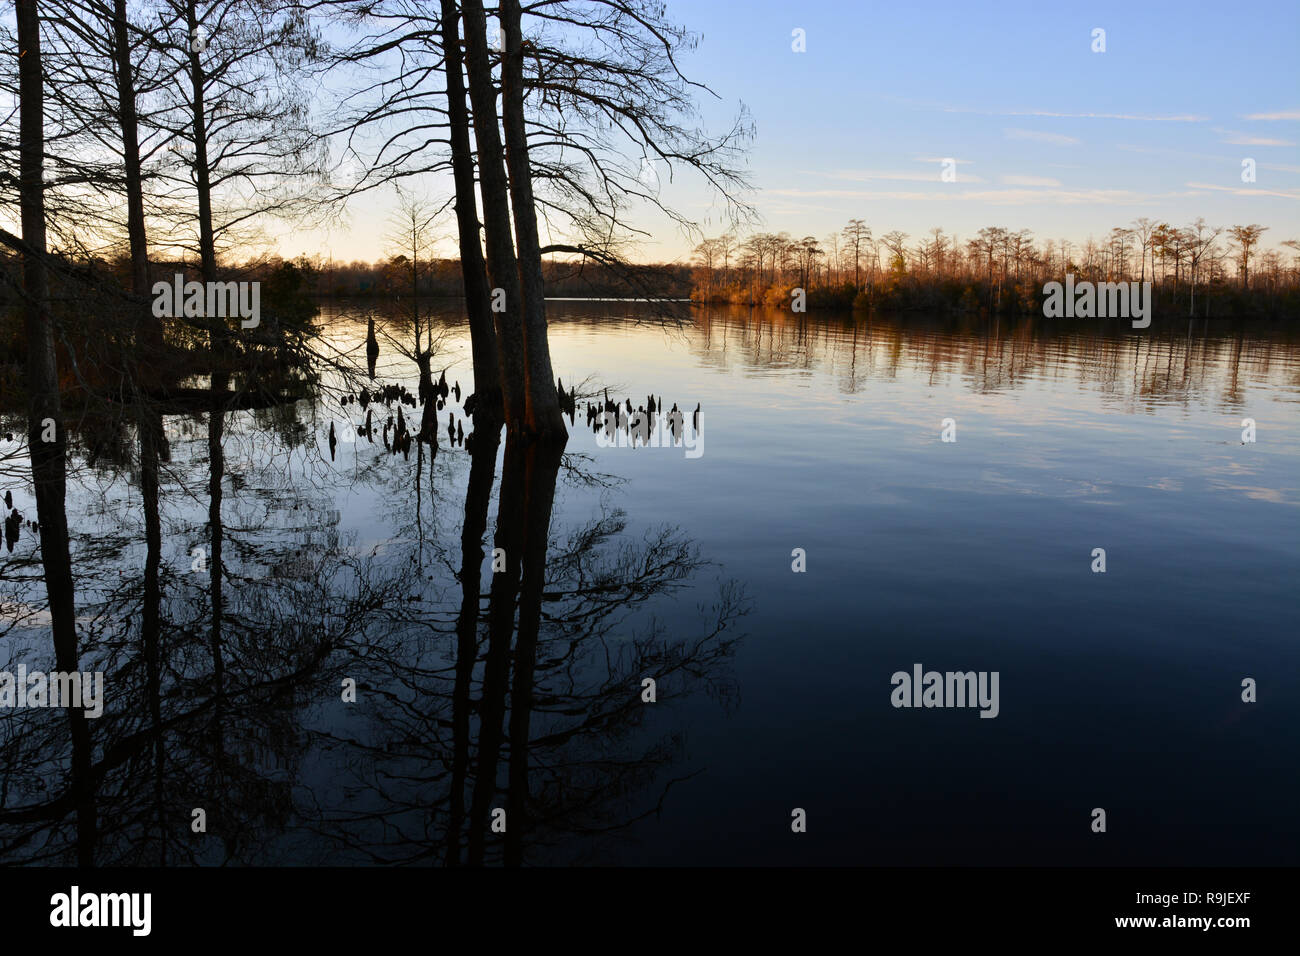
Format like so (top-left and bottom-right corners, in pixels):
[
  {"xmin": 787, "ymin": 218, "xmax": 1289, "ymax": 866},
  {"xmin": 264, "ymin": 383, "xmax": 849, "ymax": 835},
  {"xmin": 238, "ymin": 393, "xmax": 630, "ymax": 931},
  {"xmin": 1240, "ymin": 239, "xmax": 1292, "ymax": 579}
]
[{"xmin": 286, "ymin": 0, "xmax": 1300, "ymax": 263}]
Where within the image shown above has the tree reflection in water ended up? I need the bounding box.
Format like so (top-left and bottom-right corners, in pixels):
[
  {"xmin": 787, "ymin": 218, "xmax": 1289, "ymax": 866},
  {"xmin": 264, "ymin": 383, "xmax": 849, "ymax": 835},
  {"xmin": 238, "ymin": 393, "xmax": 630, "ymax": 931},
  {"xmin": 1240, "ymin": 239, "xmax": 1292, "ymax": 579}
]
[{"xmin": 0, "ymin": 358, "xmax": 746, "ymax": 866}]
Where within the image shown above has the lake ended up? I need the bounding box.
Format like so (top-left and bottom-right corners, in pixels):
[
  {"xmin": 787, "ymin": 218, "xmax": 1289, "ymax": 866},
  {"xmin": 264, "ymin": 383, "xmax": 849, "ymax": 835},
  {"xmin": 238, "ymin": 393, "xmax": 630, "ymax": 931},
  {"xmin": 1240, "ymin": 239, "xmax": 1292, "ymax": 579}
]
[{"xmin": 1, "ymin": 301, "xmax": 1297, "ymax": 865}]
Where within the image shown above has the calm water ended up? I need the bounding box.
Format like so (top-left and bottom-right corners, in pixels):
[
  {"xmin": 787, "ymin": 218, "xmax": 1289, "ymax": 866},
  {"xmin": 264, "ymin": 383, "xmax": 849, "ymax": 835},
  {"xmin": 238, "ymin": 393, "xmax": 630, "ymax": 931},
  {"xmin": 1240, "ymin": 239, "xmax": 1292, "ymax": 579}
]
[{"xmin": 2, "ymin": 302, "xmax": 1297, "ymax": 865}]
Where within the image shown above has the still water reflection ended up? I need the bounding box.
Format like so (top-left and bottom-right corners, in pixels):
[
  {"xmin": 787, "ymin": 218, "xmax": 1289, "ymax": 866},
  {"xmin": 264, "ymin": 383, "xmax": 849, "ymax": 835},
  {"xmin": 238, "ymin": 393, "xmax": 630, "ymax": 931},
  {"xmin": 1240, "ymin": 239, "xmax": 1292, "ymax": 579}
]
[{"xmin": 1, "ymin": 303, "xmax": 1297, "ymax": 865}]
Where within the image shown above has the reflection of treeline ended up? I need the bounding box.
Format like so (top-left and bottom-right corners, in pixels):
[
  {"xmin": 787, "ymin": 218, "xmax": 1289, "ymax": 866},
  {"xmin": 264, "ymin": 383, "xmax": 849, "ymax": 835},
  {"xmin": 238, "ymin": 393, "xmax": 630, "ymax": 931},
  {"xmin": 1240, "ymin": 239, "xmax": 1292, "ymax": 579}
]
[
  {"xmin": 0, "ymin": 251, "xmax": 320, "ymax": 414},
  {"xmin": 690, "ymin": 221, "xmax": 1300, "ymax": 317},
  {"xmin": 0, "ymin": 399, "xmax": 744, "ymax": 865},
  {"xmin": 690, "ymin": 306, "xmax": 1300, "ymax": 409}
]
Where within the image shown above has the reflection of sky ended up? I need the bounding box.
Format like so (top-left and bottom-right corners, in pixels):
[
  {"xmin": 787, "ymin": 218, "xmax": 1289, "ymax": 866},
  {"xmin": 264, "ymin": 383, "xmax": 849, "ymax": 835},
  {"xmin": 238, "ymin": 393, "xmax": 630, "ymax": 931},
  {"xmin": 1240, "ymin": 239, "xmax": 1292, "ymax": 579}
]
[
  {"xmin": 4, "ymin": 304, "xmax": 1297, "ymax": 864},
  {"xmin": 295, "ymin": 305, "xmax": 1300, "ymax": 650},
  {"xmin": 8, "ymin": 305, "xmax": 1299, "ymax": 654}
]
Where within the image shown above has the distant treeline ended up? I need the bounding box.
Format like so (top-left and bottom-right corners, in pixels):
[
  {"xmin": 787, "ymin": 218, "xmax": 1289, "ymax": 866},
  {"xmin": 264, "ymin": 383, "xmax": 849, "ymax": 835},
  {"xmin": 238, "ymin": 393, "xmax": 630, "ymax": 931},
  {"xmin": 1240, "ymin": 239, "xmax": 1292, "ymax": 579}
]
[
  {"xmin": 287, "ymin": 254, "xmax": 694, "ymax": 300},
  {"xmin": 690, "ymin": 221, "xmax": 1300, "ymax": 317},
  {"xmin": 0, "ymin": 249, "xmax": 695, "ymax": 319}
]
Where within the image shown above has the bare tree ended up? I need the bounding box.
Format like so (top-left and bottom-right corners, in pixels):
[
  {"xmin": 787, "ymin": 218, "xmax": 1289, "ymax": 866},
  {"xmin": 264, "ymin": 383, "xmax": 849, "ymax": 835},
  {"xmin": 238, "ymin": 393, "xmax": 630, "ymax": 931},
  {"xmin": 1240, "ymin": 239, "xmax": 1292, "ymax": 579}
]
[
  {"xmin": 1185, "ymin": 217, "xmax": 1222, "ymax": 317},
  {"xmin": 13, "ymin": 0, "xmax": 98, "ymax": 864},
  {"xmin": 1132, "ymin": 217, "xmax": 1155, "ymax": 284},
  {"xmin": 842, "ymin": 219, "xmax": 869, "ymax": 290},
  {"xmin": 1227, "ymin": 224, "xmax": 1268, "ymax": 291}
]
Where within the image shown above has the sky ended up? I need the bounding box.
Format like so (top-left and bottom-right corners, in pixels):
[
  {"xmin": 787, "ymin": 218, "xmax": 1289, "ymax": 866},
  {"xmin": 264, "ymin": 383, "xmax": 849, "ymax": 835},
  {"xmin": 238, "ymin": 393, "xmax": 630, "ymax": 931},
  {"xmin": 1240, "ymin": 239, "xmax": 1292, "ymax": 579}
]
[{"xmin": 277, "ymin": 0, "xmax": 1300, "ymax": 265}]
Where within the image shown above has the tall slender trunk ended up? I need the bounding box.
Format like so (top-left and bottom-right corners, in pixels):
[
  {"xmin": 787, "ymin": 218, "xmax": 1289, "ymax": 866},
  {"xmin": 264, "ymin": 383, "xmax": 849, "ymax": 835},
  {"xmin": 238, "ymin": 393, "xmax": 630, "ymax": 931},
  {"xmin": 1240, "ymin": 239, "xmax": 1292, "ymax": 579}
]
[
  {"xmin": 186, "ymin": 3, "xmax": 216, "ymax": 284},
  {"xmin": 111, "ymin": 1, "xmax": 167, "ymax": 810},
  {"xmin": 141, "ymin": 410, "xmax": 167, "ymax": 862},
  {"xmin": 439, "ymin": 0, "xmax": 502, "ymax": 429},
  {"xmin": 446, "ymin": 425, "xmax": 501, "ymax": 865},
  {"xmin": 411, "ymin": 233, "xmax": 419, "ymax": 346},
  {"xmin": 499, "ymin": 0, "xmax": 565, "ymax": 439},
  {"xmin": 468, "ymin": 433, "xmax": 526, "ymax": 864},
  {"xmin": 504, "ymin": 439, "xmax": 562, "ymax": 865},
  {"xmin": 17, "ymin": 0, "xmax": 97, "ymax": 865},
  {"xmin": 186, "ymin": 0, "xmax": 225, "ymax": 693},
  {"xmin": 110, "ymin": 0, "xmax": 162, "ymax": 365},
  {"xmin": 461, "ymin": 0, "xmax": 526, "ymax": 430}
]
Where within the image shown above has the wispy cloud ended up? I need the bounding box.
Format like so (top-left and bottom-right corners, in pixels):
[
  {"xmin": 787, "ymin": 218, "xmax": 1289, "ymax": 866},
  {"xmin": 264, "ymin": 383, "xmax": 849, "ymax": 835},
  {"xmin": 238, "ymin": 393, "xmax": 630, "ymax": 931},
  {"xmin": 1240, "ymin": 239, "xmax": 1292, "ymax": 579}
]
[
  {"xmin": 766, "ymin": 187, "xmax": 1190, "ymax": 206},
  {"xmin": 993, "ymin": 109, "xmax": 1205, "ymax": 122},
  {"xmin": 1214, "ymin": 127, "xmax": 1295, "ymax": 146},
  {"xmin": 1004, "ymin": 128, "xmax": 1080, "ymax": 146},
  {"xmin": 874, "ymin": 95, "xmax": 1208, "ymax": 123},
  {"xmin": 1116, "ymin": 144, "xmax": 1300, "ymax": 172},
  {"xmin": 1186, "ymin": 182, "xmax": 1300, "ymax": 200},
  {"xmin": 939, "ymin": 103, "xmax": 1206, "ymax": 122},
  {"xmin": 1242, "ymin": 109, "xmax": 1300, "ymax": 121},
  {"xmin": 804, "ymin": 168, "xmax": 986, "ymax": 184},
  {"xmin": 914, "ymin": 156, "xmax": 975, "ymax": 165},
  {"xmin": 1001, "ymin": 175, "xmax": 1062, "ymax": 187},
  {"xmin": 1117, "ymin": 144, "xmax": 1227, "ymax": 161}
]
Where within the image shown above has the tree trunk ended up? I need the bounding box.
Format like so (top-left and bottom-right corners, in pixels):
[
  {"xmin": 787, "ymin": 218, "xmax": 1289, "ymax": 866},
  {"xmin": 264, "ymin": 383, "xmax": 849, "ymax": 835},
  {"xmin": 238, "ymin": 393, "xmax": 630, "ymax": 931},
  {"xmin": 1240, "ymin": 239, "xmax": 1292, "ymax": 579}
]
[
  {"xmin": 186, "ymin": 0, "xmax": 225, "ymax": 693},
  {"xmin": 17, "ymin": 0, "xmax": 98, "ymax": 865},
  {"xmin": 439, "ymin": 0, "xmax": 503, "ymax": 429},
  {"xmin": 499, "ymin": 0, "xmax": 566, "ymax": 440},
  {"xmin": 111, "ymin": 1, "xmax": 167, "ymax": 794},
  {"xmin": 445, "ymin": 423, "xmax": 501, "ymax": 865},
  {"xmin": 504, "ymin": 438, "xmax": 562, "ymax": 864},
  {"xmin": 460, "ymin": 0, "xmax": 526, "ymax": 431},
  {"xmin": 110, "ymin": 0, "xmax": 163, "ymax": 364},
  {"xmin": 468, "ymin": 431, "xmax": 526, "ymax": 864}
]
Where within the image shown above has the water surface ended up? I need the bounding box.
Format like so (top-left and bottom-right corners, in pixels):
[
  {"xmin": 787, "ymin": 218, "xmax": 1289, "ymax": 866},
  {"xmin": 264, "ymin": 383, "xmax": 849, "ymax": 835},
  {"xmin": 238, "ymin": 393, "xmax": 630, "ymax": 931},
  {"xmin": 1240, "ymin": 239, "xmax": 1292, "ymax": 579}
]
[{"xmin": 2, "ymin": 303, "xmax": 1296, "ymax": 865}]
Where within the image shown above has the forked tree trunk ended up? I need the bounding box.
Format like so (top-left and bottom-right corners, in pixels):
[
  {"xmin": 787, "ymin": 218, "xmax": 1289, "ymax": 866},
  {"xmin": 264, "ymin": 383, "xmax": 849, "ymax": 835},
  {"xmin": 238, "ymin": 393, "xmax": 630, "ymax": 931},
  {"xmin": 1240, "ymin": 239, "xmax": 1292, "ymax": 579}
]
[
  {"xmin": 500, "ymin": 0, "xmax": 565, "ymax": 440},
  {"xmin": 505, "ymin": 438, "xmax": 563, "ymax": 864},
  {"xmin": 440, "ymin": 0, "xmax": 503, "ymax": 429},
  {"xmin": 460, "ymin": 0, "xmax": 526, "ymax": 431},
  {"xmin": 446, "ymin": 424, "xmax": 501, "ymax": 865},
  {"xmin": 468, "ymin": 432, "xmax": 526, "ymax": 864}
]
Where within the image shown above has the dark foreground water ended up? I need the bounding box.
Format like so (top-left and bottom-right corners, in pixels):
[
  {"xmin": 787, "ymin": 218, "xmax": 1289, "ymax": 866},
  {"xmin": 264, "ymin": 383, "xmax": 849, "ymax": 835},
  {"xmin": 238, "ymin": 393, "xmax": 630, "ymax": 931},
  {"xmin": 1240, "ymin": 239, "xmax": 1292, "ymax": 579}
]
[{"xmin": 2, "ymin": 303, "xmax": 1297, "ymax": 865}]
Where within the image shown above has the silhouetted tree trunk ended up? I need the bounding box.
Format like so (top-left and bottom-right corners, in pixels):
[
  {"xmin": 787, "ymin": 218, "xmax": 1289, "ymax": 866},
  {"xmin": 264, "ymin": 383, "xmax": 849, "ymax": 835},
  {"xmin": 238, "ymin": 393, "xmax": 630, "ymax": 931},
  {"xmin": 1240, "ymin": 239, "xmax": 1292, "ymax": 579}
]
[
  {"xmin": 446, "ymin": 425, "xmax": 501, "ymax": 866},
  {"xmin": 16, "ymin": 0, "xmax": 97, "ymax": 865},
  {"xmin": 505, "ymin": 439, "xmax": 563, "ymax": 864},
  {"xmin": 183, "ymin": 0, "xmax": 226, "ymax": 692},
  {"xmin": 499, "ymin": 0, "xmax": 565, "ymax": 440},
  {"xmin": 108, "ymin": 0, "xmax": 170, "ymax": 790},
  {"xmin": 467, "ymin": 432, "xmax": 526, "ymax": 864},
  {"xmin": 460, "ymin": 0, "xmax": 526, "ymax": 430},
  {"xmin": 440, "ymin": 0, "xmax": 503, "ymax": 430},
  {"xmin": 110, "ymin": 0, "xmax": 163, "ymax": 363},
  {"xmin": 141, "ymin": 415, "xmax": 167, "ymax": 862}
]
